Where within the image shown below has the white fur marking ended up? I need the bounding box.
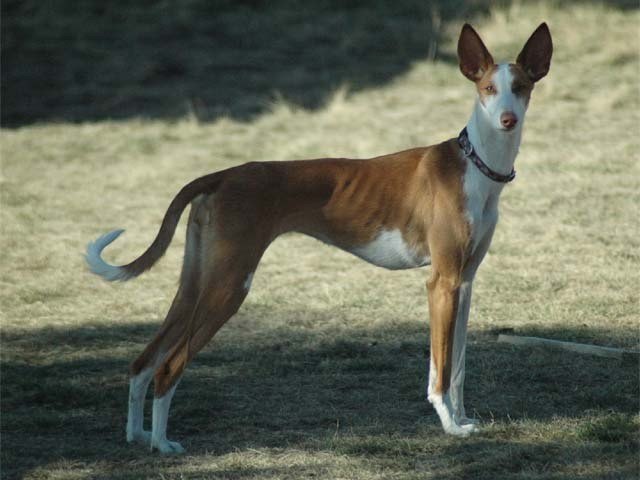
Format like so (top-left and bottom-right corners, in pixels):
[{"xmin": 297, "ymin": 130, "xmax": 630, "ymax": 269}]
[
  {"xmin": 429, "ymin": 392, "xmax": 478, "ymax": 437},
  {"xmin": 450, "ymin": 281, "xmax": 472, "ymax": 424},
  {"xmin": 481, "ymin": 64, "xmax": 527, "ymax": 132},
  {"xmin": 151, "ymin": 381, "xmax": 184, "ymax": 454},
  {"xmin": 464, "ymin": 64, "xmax": 526, "ymax": 254},
  {"xmin": 350, "ymin": 229, "xmax": 429, "ymax": 270},
  {"xmin": 243, "ymin": 272, "xmax": 254, "ymax": 291},
  {"xmin": 462, "ymin": 161, "xmax": 500, "ymax": 254},
  {"xmin": 427, "ymin": 355, "xmax": 437, "ymax": 399},
  {"xmin": 182, "ymin": 225, "xmax": 200, "ymax": 273},
  {"xmin": 85, "ymin": 229, "xmax": 130, "ymax": 281},
  {"xmin": 127, "ymin": 368, "xmax": 154, "ymax": 445}
]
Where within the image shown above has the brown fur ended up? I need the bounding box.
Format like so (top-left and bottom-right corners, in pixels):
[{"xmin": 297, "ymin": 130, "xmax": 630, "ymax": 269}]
[
  {"xmin": 516, "ymin": 23, "xmax": 553, "ymax": 83},
  {"xmin": 509, "ymin": 64, "xmax": 535, "ymax": 105},
  {"xmin": 127, "ymin": 139, "xmax": 470, "ymax": 397},
  {"xmin": 85, "ymin": 23, "xmax": 555, "ymax": 448},
  {"xmin": 475, "ymin": 64, "xmax": 499, "ymax": 104},
  {"xmin": 122, "ymin": 22, "xmax": 552, "ymax": 403},
  {"xmin": 458, "ymin": 24, "xmax": 494, "ymax": 82}
]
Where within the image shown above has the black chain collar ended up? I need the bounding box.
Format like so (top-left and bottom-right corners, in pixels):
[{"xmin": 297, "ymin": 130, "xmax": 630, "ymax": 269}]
[{"xmin": 457, "ymin": 127, "xmax": 516, "ymax": 183}]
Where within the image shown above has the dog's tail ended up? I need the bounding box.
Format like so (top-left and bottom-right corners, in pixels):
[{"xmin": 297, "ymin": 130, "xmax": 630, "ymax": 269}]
[{"xmin": 85, "ymin": 171, "xmax": 224, "ymax": 282}]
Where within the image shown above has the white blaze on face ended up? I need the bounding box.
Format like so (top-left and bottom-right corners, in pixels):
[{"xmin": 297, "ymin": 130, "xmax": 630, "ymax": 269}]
[{"xmin": 480, "ymin": 64, "xmax": 528, "ymax": 131}]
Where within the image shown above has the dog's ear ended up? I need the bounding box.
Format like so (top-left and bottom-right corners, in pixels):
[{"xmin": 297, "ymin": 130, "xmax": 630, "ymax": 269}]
[
  {"xmin": 516, "ymin": 22, "xmax": 553, "ymax": 82},
  {"xmin": 458, "ymin": 24, "xmax": 495, "ymax": 82}
]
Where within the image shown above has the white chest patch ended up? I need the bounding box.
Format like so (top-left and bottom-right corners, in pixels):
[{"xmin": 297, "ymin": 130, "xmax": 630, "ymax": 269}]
[
  {"xmin": 349, "ymin": 229, "xmax": 430, "ymax": 270},
  {"xmin": 463, "ymin": 165, "xmax": 501, "ymax": 254}
]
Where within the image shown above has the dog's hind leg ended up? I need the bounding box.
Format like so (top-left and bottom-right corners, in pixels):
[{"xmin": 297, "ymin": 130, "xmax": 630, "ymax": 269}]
[
  {"xmin": 127, "ymin": 291, "xmax": 197, "ymax": 446},
  {"xmin": 150, "ymin": 236, "xmax": 266, "ymax": 454},
  {"xmin": 126, "ymin": 290, "xmax": 197, "ymax": 446},
  {"xmin": 126, "ymin": 197, "xmax": 206, "ymax": 446}
]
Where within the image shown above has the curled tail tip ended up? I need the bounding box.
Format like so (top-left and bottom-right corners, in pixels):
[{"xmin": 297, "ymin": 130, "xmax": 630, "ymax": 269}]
[{"xmin": 85, "ymin": 229, "xmax": 131, "ymax": 282}]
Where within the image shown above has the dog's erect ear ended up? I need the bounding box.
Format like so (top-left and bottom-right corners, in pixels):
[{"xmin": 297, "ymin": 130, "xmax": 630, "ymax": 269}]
[
  {"xmin": 516, "ymin": 22, "xmax": 553, "ymax": 82},
  {"xmin": 458, "ymin": 24, "xmax": 495, "ymax": 82}
]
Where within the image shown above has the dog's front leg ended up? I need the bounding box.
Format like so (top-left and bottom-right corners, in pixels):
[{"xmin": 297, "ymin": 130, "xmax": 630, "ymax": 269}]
[
  {"xmin": 426, "ymin": 270, "xmax": 477, "ymax": 436},
  {"xmin": 449, "ymin": 279, "xmax": 477, "ymax": 426},
  {"xmin": 449, "ymin": 222, "xmax": 497, "ymax": 427}
]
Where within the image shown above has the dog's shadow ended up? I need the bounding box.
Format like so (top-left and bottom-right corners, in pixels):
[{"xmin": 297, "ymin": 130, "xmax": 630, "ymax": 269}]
[{"xmin": 2, "ymin": 308, "xmax": 637, "ymax": 477}]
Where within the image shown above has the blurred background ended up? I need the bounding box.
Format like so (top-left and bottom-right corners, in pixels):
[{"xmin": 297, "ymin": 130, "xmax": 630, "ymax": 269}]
[{"xmin": 2, "ymin": 0, "xmax": 636, "ymax": 127}]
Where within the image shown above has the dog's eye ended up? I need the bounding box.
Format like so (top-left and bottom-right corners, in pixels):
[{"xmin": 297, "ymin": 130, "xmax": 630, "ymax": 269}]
[{"xmin": 484, "ymin": 85, "xmax": 496, "ymax": 94}]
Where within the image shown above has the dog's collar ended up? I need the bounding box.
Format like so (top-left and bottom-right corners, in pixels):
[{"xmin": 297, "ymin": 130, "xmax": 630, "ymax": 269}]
[{"xmin": 458, "ymin": 127, "xmax": 516, "ymax": 183}]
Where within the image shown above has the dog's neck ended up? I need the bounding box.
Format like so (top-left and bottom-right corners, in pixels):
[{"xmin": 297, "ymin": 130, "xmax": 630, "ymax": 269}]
[{"xmin": 465, "ymin": 100, "xmax": 523, "ymax": 178}]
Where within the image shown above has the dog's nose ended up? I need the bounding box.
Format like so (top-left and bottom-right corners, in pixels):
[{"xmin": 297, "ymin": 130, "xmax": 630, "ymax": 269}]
[{"xmin": 500, "ymin": 112, "xmax": 518, "ymax": 130}]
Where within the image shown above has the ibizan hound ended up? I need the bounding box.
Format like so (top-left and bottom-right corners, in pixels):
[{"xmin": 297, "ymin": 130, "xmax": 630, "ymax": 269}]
[{"xmin": 86, "ymin": 23, "xmax": 552, "ymax": 453}]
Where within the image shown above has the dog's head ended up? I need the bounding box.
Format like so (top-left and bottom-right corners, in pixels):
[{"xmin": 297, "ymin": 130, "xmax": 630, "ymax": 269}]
[{"xmin": 457, "ymin": 23, "xmax": 553, "ymax": 132}]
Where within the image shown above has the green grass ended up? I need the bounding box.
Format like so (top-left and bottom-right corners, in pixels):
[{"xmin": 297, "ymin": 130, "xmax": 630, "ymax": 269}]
[{"xmin": 2, "ymin": 1, "xmax": 640, "ymax": 479}]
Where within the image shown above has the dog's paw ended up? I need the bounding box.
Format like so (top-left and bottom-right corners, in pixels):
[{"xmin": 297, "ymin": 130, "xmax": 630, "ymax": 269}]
[
  {"xmin": 458, "ymin": 416, "xmax": 480, "ymax": 426},
  {"xmin": 151, "ymin": 438, "xmax": 186, "ymax": 454},
  {"xmin": 127, "ymin": 430, "xmax": 151, "ymax": 445},
  {"xmin": 460, "ymin": 422, "xmax": 479, "ymax": 435},
  {"xmin": 444, "ymin": 422, "xmax": 479, "ymax": 437}
]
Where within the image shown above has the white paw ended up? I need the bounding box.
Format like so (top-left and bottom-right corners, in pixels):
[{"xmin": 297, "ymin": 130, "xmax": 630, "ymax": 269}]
[
  {"xmin": 460, "ymin": 422, "xmax": 479, "ymax": 435},
  {"xmin": 444, "ymin": 422, "xmax": 479, "ymax": 437},
  {"xmin": 127, "ymin": 430, "xmax": 151, "ymax": 445},
  {"xmin": 458, "ymin": 416, "xmax": 480, "ymax": 426},
  {"xmin": 430, "ymin": 393, "xmax": 480, "ymax": 437},
  {"xmin": 151, "ymin": 438, "xmax": 186, "ymax": 454}
]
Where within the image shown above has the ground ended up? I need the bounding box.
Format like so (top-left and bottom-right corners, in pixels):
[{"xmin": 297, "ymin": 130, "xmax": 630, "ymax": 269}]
[{"xmin": 1, "ymin": 1, "xmax": 639, "ymax": 479}]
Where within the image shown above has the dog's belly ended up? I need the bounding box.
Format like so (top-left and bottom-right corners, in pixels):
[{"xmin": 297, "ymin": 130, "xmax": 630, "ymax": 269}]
[{"xmin": 346, "ymin": 229, "xmax": 430, "ymax": 270}]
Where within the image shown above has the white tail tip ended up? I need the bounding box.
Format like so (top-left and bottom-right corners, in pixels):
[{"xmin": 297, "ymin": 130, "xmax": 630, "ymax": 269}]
[{"xmin": 85, "ymin": 229, "xmax": 130, "ymax": 281}]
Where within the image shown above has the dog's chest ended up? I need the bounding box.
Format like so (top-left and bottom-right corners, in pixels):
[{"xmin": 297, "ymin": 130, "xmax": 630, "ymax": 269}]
[
  {"xmin": 463, "ymin": 167, "xmax": 502, "ymax": 253},
  {"xmin": 348, "ymin": 229, "xmax": 430, "ymax": 270}
]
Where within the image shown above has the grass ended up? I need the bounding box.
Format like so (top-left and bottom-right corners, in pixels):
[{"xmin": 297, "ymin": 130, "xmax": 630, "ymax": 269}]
[
  {"xmin": 2, "ymin": 1, "xmax": 640, "ymax": 479},
  {"xmin": 1, "ymin": 0, "xmax": 493, "ymax": 126}
]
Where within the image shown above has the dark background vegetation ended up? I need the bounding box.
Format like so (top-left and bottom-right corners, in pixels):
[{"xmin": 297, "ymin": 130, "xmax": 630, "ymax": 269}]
[
  {"xmin": 1, "ymin": 0, "xmax": 487, "ymax": 126},
  {"xmin": 2, "ymin": 0, "xmax": 635, "ymax": 126}
]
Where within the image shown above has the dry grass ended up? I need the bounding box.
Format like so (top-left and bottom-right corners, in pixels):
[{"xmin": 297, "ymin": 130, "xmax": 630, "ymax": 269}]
[{"xmin": 2, "ymin": 1, "xmax": 639, "ymax": 479}]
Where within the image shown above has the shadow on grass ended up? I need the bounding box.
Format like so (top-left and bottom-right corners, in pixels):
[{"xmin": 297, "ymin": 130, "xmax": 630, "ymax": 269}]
[
  {"xmin": 0, "ymin": 0, "xmax": 474, "ymax": 127},
  {"xmin": 2, "ymin": 0, "xmax": 636, "ymax": 127},
  {"xmin": 415, "ymin": 434, "xmax": 640, "ymax": 479},
  {"xmin": 2, "ymin": 310, "xmax": 638, "ymax": 478}
]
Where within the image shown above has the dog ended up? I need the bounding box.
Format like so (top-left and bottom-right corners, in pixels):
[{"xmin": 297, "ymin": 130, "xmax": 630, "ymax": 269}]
[{"xmin": 86, "ymin": 23, "xmax": 552, "ymax": 453}]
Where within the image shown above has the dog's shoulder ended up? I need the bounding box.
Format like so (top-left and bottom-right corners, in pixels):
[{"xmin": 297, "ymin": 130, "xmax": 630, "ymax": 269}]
[{"xmin": 418, "ymin": 139, "xmax": 466, "ymax": 189}]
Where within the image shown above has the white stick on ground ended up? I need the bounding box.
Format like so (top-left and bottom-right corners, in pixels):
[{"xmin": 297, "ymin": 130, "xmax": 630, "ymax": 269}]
[{"xmin": 497, "ymin": 334, "xmax": 640, "ymax": 361}]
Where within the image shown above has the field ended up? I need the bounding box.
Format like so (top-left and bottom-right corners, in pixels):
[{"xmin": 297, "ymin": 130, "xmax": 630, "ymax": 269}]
[{"xmin": 1, "ymin": 1, "xmax": 639, "ymax": 479}]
